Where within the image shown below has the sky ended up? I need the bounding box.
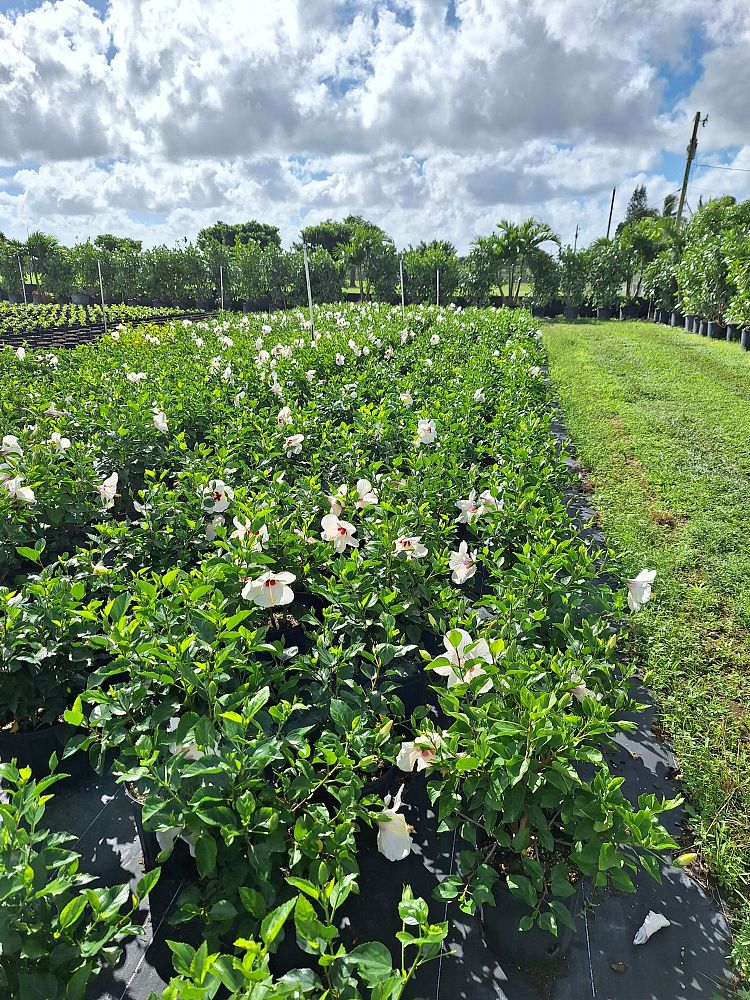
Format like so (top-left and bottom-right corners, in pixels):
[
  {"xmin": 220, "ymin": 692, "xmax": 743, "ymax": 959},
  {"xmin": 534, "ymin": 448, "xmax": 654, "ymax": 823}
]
[{"xmin": 1, "ymin": 0, "xmax": 750, "ymax": 253}]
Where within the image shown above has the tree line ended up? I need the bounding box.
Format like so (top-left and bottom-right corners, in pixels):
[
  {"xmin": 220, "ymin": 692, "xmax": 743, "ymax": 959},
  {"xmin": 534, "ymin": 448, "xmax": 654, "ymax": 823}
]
[{"xmin": 1, "ymin": 188, "xmax": 748, "ymax": 325}]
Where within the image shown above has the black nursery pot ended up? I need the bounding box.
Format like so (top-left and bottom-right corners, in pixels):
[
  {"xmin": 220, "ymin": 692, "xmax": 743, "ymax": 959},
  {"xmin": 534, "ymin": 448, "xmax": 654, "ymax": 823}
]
[
  {"xmin": 480, "ymin": 880, "xmax": 584, "ymax": 970},
  {"xmin": 708, "ymin": 320, "xmax": 726, "ymax": 339},
  {"xmin": 671, "ymin": 309, "xmax": 683, "ymax": 327},
  {"xmin": 726, "ymin": 323, "xmax": 738, "ymax": 342},
  {"xmin": 741, "ymin": 328, "xmax": 750, "ymax": 352},
  {"xmin": 595, "ymin": 306, "xmax": 610, "ymax": 320},
  {"xmin": 684, "ymin": 313, "xmax": 695, "ymax": 332},
  {"xmin": 125, "ymin": 785, "xmax": 196, "ymax": 877},
  {"xmin": 562, "ymin": 306, "xmax": 579, "ymax": 322},
  {"xmin": 0, "ymin": 722, "xmax": 75, "ymax": 776}
]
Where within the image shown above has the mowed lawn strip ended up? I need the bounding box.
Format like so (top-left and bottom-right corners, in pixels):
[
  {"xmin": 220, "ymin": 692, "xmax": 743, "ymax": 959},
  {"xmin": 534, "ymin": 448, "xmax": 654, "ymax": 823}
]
[{"xmin": 544, "ymin": 319, "xmax": 750, "ymax": 974}]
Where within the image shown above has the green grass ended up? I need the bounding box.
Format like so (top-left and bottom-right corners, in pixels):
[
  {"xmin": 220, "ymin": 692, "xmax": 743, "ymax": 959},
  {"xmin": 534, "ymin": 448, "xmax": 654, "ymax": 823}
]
[{"xmin": 544, "ymin": 318, "xmax": 750, "ymax": 981}]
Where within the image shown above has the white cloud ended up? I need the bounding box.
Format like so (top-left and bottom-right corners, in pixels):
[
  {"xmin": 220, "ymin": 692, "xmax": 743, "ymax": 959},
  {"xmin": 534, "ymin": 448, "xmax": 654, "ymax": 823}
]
[{"xmin": 1, "ymin": 0, "xmax": 749, "ymax": 252}]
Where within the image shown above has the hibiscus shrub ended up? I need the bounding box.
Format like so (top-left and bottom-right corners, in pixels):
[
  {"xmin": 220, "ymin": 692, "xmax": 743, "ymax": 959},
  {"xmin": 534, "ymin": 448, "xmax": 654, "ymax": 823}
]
[{"xmin": 1, "ymin": 303, "xmax": 671, "ymax": 991}]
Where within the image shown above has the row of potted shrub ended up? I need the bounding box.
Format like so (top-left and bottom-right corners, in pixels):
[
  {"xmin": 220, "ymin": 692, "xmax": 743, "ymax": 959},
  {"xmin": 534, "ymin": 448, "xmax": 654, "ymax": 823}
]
[{"xmin": 0, "ymin": 304, "xmax": 677, "ymax": 998}]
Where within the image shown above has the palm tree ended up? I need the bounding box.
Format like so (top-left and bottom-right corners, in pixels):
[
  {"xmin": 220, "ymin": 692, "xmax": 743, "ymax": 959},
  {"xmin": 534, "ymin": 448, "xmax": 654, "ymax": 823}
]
[
  {"xmin": 662, "ymin": 194, "xmax": 677, "ymax": 219},
  {"xmin": 495, "ymin": 220, "xmax": 524, "ymax": 301},
  {"xmin": 496, "ymin": 218, "xmax": 561, "ymax": 303},
  {"xmin": 24, "ymin": 231, "xmax": 59, "ymax": 289}
]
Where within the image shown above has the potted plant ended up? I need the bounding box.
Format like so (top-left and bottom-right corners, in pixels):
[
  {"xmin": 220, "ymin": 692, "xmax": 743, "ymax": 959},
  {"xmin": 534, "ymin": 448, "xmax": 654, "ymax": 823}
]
[
  {"xmin": 42, "ymin": 248, "xmax": 76, "ymax": 304},
  {"xmin": 0, "ymin": 571, "xmax": 103, "ymax": 775},
  {"xmin": 412, "ymin": 629, "xmax": 679, "ymax": 958},
  {"xmin": 586, "ymin": 239, "xmax": 625, "ymax": 320},
  {"xmin": 557, "ymin": 246, "xmax": 587, "ymax": 321},
  {"xmin": 642, "ymin": 250, "xmax": 677, "ymax": 326},
  {"xmin": 0, "ymin": 760, "xmax": 156, "ymax": 1000},
  {"xmin": 526, "ymin": 251, "xmax": 559, "ymax": 318},
  {"xmin": 0, "ymin": 244, "xmax": 26, "ymax": 303}
]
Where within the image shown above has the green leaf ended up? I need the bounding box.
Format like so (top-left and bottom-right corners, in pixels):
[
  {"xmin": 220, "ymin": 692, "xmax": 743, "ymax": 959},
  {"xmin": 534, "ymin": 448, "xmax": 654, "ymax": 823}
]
[
  {"xmin": 506, "ymin": 874, "xmax": 537, "ymax": 909},
  {"xmin": 345, "ymin": 941, "xmax": 394, "ymax": 985},
  {"xmin": 260, "ymin": 896, "xmax": 296, "ymax": 946},
  {"xmin": 19, "ymin": 973, "xmax": 59, "ymax": 1000},
  {"xmin": 136, "ymin": 869, "xmax": 161, "ymax": 900},
  {"xmin": 239, "ymin": 886, "xmax": 266, "ymax": 918},
  {"xmin": 167, "ymin": 940, "xmax": 196, "ymax": 977},
  {"xmin": 58, "ymin": 895, "xmax": 87, "ymax": 930},
  {"xmin": 107, "ymin": 592, "xmax": 132, "ymax": 623},
  {"xmin": 244, "ymin": 686, "xmax": 271, "ymax": 720},
  {"xmin": 286, "ymin": 876, "xmax": 319, "ymax": 901},
  {"xmin": 194, "ymin": 832, "xmax": 217, "ymax": 878},
  {"xmin": 16, "ymin": 546, "xmax": 42, "ymax": 563}
]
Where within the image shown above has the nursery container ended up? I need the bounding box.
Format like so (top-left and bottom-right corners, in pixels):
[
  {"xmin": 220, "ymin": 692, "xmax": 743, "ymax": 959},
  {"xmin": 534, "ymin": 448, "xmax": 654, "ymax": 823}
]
[
  {"xmin": 71, "ymin": 292, "xmax": 91, "ymax": 305},
  {"xmin": 698, "ymin": 319, "xmax": 708, "ymax": 336},
  {"xmin": 595, "ymin": 306, "xmax": 610, "ymax": 320},
  {"xmin": 684, "ymin": 314, "xmax": 695, "ymax": 332},
  {"xmin": 0, "ymin": 722, "xmax": 73, "ymax": 776},
  {"xmin": 671, "ymin": 310, "xmax": 683, "ymax": 327},
  {"xmin": 125, "ymin": 785, "xmax": 196, "ymax": 876},
  {"xmin": 619, "ymin": 303, "xmax": 639, "ymax": 320},
  {"xmin": 708, "ymin": 321, "xmax": 725, "ymax": 339},
  {"xmin": 563, "ymin": 306, "xmax": 579, "ymax": 321},
  {"xmin": 8, "ymin": 293, "xmax": 24, "ymax": 304},
  {"xmin": 479, "ymin": 879, "xmax": 585, "ymax": 970},
  {"xmin": 741, "ymin": 328, "xmax": 750, "ymax": 351}
]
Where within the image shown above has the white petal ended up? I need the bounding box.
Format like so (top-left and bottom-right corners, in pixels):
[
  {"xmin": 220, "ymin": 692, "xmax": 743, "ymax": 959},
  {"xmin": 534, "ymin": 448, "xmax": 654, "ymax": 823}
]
[
  {"xmin": 633, "ymin": 911, "xmax": 671, "ymax": 946},
  {"xmin": 377, "ymin": 812, "xmax": 412, "ymax": 862}
]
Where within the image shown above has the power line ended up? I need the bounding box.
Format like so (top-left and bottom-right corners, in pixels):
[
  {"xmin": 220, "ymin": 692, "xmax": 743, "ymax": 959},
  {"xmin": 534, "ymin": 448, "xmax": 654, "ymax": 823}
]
[{"xmin": 694, "ymin": 162, "xmax": 750, "ymax": 173}]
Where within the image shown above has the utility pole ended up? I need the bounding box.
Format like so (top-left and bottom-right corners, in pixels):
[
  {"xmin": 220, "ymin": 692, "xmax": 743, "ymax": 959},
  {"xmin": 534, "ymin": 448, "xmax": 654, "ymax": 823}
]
[
  {"xmin": 573, "ymin": 225, "xmax": 579, "ymax": 252},
  {"xmin": 676, "ymin": 112, "xmax": 707, "ymax": 227},
  {"xmin": 606, "ymin": 187, "xmax": 616, "ymax": 239}
]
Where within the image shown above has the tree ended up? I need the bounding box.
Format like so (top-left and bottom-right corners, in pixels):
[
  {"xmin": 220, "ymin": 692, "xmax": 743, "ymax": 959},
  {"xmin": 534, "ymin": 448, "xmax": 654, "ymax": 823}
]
[
  {"xmin": 336, "ymin": 218, "xmax": 396, "ymax": 301},
  {"xmin": 403, "ymin": 241, "xmax": 460, "ymax": 304},
  {"xmin": 463, "ymin": 236, "xmax": 499, "ymax": 305},
  {"xmin": 230, "ymin": 239, "xmax": 264, "ymax": 303},
  {"xmin": 661, "ymin": 194, "xmax": 677, "ymax": 219},
  {"xmin": 586, "ymin": 239, "xmax": 626, "ymax": 307},
  {"xmin": 526, "ymin": 251, "xmax": 559, "ymax": 309},
  {"xmin": 616, "ymin": 218, "xmax": 663, "ymax": 300},
  {"xmin": 24, "ymin": 231, "xmax": 59, "ymax": 288},
  {"xmin": 94, "ymin": 234, "xmax": 143, "ymax": 254},
  {"xmin": 622, "ymin": 185, "xmax": 657, "ymax": 226},
  {"xmin": 299, "ymin": 220, "xmax": 353, "ymax": 257},
  {"xmin": 0, "ymin": 241, "xmax": 26, "ymax": 295},
  {"xmin": 197, "ymin": 220, "xmax": 280, "ymax": 250},
  {"xmin": 557, "ymin": 245, "xmax": 587, "ymax": 306},
  {"xmin": 494, "ymin": 218, "xmax": 560, "ymax": 303}
]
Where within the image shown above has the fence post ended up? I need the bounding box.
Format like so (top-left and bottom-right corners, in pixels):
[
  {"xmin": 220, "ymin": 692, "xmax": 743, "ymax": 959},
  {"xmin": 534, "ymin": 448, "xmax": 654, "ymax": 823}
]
[
  {"xmin": 302, "ymin": 242, "xmax": 315, "ymax": 337},
  {"xmin": 97, "ymin": 258, "xmax": 108, "ymax": 336},
  {"xmin": 17, "ymin": 255, "xmax": 27, "ymax": 306}
]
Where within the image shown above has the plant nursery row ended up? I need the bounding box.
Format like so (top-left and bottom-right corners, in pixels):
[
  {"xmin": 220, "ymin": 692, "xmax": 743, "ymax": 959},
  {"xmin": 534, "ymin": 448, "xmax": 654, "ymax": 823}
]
[
  {"xmin": 0, "ymin": 302, "xmax": 188, "ymax": 343},
  {"xmin": 0, "ymin": 304, "xmax": 677, "ymax": 1000}
]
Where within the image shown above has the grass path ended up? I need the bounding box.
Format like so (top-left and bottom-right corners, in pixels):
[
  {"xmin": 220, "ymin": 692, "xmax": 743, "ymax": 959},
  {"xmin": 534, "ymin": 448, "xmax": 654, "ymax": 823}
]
[{"xmin": 544, "ymin": 318, "xmax": 750, "ymax": 978}]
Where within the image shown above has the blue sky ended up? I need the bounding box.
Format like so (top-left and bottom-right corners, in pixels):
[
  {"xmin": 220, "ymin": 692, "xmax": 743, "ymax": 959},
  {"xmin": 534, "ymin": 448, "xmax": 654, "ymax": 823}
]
[{"xmin": 1, "ymin": 0, "xmax": 749, "ymax": 251}]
